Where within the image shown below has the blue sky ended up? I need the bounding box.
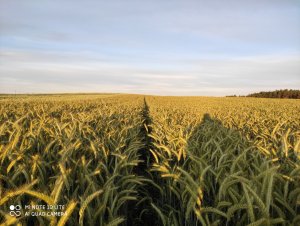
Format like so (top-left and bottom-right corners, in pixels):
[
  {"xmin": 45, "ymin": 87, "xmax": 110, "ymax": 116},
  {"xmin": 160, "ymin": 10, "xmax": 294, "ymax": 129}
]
[{"xmin": 0, "ymin": 0, "xmax": 299, "ymax": 95}]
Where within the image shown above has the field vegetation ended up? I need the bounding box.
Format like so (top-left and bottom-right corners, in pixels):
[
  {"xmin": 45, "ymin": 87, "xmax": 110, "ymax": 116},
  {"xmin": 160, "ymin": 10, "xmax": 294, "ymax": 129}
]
[{"xmin": 0, "ymin": 94, "xmax": 299, "ymax": 225}]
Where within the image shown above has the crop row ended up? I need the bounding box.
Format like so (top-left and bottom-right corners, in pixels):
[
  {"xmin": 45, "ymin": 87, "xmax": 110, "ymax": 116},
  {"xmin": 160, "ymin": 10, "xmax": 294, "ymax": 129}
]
[
  {"xmin": 147, "ymin": 96, "xmax": 300, "ymax": 226},
  {"xmin": 0, "ymin": 95, "xmax": 145, "ymax": 225}
]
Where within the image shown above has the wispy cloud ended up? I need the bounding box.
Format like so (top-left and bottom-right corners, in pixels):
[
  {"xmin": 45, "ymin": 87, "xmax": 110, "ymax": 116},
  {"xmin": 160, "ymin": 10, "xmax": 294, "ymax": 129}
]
[{"xmin": 1, "ymin": 49, "xmax": 299, "ymax": 95}]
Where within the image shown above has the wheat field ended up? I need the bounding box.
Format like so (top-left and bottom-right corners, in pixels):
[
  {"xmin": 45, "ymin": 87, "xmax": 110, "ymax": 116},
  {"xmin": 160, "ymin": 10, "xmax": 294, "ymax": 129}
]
[{"xmin": 0, "ymin": 94, "xmax": 299, "ymax": 226}]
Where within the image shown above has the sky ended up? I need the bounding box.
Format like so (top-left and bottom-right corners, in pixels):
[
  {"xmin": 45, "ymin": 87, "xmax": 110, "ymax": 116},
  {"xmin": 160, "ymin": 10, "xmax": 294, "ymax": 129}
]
[{"xmin": 0, "ymin": 0, "xmax": 300, "ymax": 96}]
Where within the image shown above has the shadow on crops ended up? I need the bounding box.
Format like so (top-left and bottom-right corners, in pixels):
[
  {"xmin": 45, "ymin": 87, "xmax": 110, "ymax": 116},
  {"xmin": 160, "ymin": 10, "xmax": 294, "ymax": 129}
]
[
  {"xmin": 187, "ymin": 113, "xmax": 258, "ymax": 200},
  {"xmin": 184, "ymin": 112, "xmax": 300, "ymax": 225},
  {"xmin": 187, "ymin": 113, "xmax": 299, "ymax": 225},
  {"xmin": 181, "ymin": 113, "xmax": 252, "ymax": 225}
]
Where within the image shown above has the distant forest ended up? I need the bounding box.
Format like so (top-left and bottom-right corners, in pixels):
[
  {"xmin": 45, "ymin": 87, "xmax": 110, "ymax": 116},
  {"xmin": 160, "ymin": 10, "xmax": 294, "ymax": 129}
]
[{"xmin": 227, "ymin": 89, "xmax": 300, "ymax": 99}]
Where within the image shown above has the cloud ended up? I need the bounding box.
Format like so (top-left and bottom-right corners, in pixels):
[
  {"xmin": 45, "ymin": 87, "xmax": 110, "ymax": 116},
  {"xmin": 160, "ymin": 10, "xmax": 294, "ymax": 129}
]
[{"xmin": 0, "ymin": 49, "xmax": 299, "ymax": 95}]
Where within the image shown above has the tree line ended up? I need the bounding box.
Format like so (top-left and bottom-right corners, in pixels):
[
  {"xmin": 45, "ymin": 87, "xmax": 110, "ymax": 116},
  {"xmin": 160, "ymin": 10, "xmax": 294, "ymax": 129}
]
[
  {"xmin": 227, "ymin": 89, "xmax": 300, "ymax": 99},
  {"xmin": 247, "ymin": 89, "xmax": 300, "ymax": 99}
]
